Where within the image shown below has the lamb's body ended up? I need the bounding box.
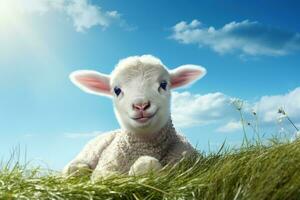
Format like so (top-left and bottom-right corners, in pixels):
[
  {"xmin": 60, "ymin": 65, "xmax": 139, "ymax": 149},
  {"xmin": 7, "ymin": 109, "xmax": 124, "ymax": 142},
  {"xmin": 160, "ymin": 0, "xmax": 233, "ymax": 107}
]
[
  {"xmin": 64, "ymin": 119, "xmax": 194, "ymax": 178},
  {"xmin": 64, "ymin": 55, "xmax": 206, "ymax": 179}
]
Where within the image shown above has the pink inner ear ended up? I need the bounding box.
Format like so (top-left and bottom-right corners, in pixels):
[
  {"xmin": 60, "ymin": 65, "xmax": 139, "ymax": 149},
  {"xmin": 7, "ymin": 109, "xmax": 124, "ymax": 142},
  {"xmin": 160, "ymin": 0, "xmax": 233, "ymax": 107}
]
[
  {"xmin": 171, "ymin": 70, "xmax": 202, "ymax": 88},
  {"xmin": 76, "ymin": 76, "xmax": 111, "ymax": 95}
]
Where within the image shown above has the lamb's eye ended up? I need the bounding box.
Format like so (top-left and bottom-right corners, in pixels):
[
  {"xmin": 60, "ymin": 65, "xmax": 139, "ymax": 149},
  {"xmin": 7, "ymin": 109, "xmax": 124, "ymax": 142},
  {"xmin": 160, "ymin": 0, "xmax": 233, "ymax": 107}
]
[
  {"xmin": 159, "ymin": 81, "xmax": 168, "ymax": 90},
  {"xmin": 114, "ymin": 86, "xmax": 122, "ymax": 96}
]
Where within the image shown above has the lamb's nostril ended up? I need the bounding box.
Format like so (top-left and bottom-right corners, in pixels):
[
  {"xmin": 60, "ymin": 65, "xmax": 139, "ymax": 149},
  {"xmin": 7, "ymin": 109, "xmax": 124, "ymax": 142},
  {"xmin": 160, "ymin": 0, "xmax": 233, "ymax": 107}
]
[
  {"xmin": 143, "ymin": 102, "xmax": 150, "ymax": 110},
  {"xmin": 133, "ymin": 101, "xmax": 151, "ymax": 111},
  {"xmin": 133, "ymin": 104, "xmax": 142, "ymax": 111}
]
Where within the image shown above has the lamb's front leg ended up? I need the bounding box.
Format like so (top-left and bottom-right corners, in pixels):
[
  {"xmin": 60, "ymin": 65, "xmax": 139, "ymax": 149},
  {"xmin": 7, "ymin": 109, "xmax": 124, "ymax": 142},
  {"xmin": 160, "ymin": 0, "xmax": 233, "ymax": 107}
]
[
  {"xmin": 129, "ymin": 156, "xmax": 162, "ymax": 176},
  {"xmin": 63, "ymin": 131, "xmax": 117, "ymax": 177},
  {"xmin": 90, "ymin": 154, "xmax": 122, "ymax": 181},
  {"xmin": 91, "ymin": 156, "xmax": 162, "ymax": 181}
]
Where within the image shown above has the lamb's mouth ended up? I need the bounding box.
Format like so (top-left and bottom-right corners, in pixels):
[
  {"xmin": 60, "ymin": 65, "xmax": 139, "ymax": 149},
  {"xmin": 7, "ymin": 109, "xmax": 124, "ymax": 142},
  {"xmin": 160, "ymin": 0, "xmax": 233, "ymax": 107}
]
[{"xmin": 131, "ymin": 110, "xmax": 158, "ymax": 124}]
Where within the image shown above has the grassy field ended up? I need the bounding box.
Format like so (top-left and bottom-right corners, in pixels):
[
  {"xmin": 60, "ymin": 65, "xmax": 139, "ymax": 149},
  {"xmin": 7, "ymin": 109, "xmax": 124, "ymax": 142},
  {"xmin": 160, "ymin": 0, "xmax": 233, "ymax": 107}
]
[{"xmin": 1, "ymin": 138, "xmax": 300, "ymax": 200}]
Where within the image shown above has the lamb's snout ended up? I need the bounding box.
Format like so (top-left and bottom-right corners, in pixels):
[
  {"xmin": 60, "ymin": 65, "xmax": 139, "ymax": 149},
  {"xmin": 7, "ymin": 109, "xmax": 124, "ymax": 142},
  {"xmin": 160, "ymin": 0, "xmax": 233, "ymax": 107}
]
[
  {"xmin": 131, "ymin": 99, "xmax": 156, "ymax": 123},
  {"xmin": 132, "ymin": 100, "xmax": 151, "ymax": 111}
]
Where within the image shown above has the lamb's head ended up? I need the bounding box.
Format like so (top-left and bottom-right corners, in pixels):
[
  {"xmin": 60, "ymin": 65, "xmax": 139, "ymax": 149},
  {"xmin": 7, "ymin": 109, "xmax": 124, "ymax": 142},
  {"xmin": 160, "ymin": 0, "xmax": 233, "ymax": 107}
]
[{"xmin": 70, "ymin": 55, "xmax": 206, "ymax": 135}]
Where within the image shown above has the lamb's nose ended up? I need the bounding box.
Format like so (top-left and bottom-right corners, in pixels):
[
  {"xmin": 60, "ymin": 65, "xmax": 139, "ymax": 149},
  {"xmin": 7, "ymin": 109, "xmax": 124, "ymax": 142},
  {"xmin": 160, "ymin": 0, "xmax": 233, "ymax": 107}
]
[{"xmin": 133, "ymin": 101, "xmax": 151, "ymax": 111}]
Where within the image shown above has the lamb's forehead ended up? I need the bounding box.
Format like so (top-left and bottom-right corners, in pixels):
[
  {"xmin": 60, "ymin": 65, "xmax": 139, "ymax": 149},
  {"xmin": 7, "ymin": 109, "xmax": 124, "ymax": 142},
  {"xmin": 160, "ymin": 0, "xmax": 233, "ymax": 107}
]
[{"xmin": 111, "ymin": 55, "xmax": 170, "ymax": 85}]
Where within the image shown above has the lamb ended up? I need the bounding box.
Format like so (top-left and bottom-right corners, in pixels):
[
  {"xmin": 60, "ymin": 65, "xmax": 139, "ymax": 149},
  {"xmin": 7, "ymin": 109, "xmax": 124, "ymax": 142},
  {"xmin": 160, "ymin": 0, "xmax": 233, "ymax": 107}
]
[{"xmin": 63, "ymin": 55, "xmax": 206, "ymax": 180}]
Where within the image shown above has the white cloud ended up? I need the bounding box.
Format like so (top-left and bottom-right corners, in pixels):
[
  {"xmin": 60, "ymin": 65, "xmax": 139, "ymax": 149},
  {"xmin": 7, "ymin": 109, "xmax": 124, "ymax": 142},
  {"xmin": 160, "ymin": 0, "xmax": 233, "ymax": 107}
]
[
  {"xmin": 16, "ymin": 0, "xmax": 50, "ymax": 13},
  {"xmin": 171, "ymin": 87, "xmax": 300, "ymax": 133},
  {"xmin": 216, "ymin": 121, "xmax": 242, "ymax": 133},
  {"xmin": 23, "ymin": 133, "xmax": 36, "ymax": 138},
  {"xmin": 3, "ymin": 0, "xmax": 123, "ymax": 32},
  {"xmin": 65, "ymin": 0, "xmax": 120, "ymax": 32},
  {"xmin": 254, "ymin": 87, "xmax": 300, "ymax": 123},
  {"xmin": 171, "ymin": 91, "xmax": 235, "ymax": 127},
  {"xmin": 170, "ymin": 19, "xmax": 300, "ymax": 56},
  {"xmin": 64, "ymin": 131, "xmax": 102, "ymax": 139}
]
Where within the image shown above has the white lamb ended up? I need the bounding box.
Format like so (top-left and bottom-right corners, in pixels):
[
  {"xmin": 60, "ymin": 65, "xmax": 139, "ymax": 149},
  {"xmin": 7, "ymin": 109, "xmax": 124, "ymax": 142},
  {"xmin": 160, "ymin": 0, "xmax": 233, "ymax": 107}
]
[{"xmin": 63, "ymin": 55, "xmax": 206, "ymax": 180}]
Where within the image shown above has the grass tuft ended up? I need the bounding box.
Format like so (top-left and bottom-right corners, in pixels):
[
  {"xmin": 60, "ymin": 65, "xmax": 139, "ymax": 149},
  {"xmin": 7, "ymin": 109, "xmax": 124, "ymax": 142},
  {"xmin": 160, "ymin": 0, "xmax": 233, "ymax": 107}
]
[{"xmin": 1, "ymin": 139, "xmax": 300, "ymax": 199}]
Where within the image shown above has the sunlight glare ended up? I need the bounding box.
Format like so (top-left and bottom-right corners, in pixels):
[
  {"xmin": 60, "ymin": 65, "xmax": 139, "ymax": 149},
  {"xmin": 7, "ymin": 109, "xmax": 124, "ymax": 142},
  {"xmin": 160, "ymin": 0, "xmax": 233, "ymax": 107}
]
[
  {"xmin": 0, "ymin": 0, "xmax": 63, "ymax": 79},
  {"xmin": 0, "ymin": 0, "xmax": 23, "ymax": 26}
]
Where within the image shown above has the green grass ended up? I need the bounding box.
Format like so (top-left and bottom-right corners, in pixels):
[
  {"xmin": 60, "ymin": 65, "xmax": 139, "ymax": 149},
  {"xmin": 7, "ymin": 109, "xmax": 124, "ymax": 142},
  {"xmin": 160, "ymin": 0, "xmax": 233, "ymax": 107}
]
[{"xmin": 1, "ymin": 139, "xmax": 300, "ymax": 200}]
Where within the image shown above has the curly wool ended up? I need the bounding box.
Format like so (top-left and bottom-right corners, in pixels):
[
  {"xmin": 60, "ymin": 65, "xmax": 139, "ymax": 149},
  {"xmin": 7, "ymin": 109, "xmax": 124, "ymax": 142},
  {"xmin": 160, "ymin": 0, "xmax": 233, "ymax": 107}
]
[
  {"xmin": 84, "ymin": 119, "xmax": 195, "ymax": 174},
  {"xmin": 63, "ymin": 119, "xmax": 195, "ymax": 177}
]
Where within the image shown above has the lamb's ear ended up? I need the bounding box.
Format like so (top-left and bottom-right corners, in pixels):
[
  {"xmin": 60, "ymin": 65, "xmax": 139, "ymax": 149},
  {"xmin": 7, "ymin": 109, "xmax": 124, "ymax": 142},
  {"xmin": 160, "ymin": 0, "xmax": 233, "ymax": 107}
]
[
  {"xmin": 69, "ymin": 70, "xmax": 111, "ymax": 97},
  {"xmin": 169, "ymin": 65, "xmax": 206, "ymax": 89}
]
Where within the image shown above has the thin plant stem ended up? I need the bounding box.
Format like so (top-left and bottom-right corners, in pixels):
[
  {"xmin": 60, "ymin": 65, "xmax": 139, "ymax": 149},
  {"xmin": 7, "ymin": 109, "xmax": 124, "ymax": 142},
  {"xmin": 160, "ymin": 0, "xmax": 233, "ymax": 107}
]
[
  {"xmin": 253, "ymin": 113, "xmax": 262, "ymax": 144},
  {"xmin": 238, "ymin": 107, "xmax": 249, "ymax": 146},
  {"xmin": 286, "ymin": 116, "xmax": 299, "ymax": 132}
]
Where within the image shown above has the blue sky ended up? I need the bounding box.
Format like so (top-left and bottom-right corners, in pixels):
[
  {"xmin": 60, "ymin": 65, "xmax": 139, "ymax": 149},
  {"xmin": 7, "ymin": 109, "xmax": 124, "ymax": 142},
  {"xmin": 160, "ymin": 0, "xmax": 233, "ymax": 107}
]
[{"xmin": 0, "ymin": 0, "xmax": 300, "ymax": 170}]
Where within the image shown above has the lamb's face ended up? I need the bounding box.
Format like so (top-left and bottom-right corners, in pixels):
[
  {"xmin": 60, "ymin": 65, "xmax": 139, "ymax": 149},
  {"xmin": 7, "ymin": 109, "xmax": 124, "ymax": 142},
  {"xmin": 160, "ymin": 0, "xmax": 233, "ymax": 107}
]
[
  {"xmin": 70, "ymin": 55, "xmax": 206, "ymax": 135},
  {"xmin": 110, "ymin": 61, "xmax": 171, "ymax": 134}
]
